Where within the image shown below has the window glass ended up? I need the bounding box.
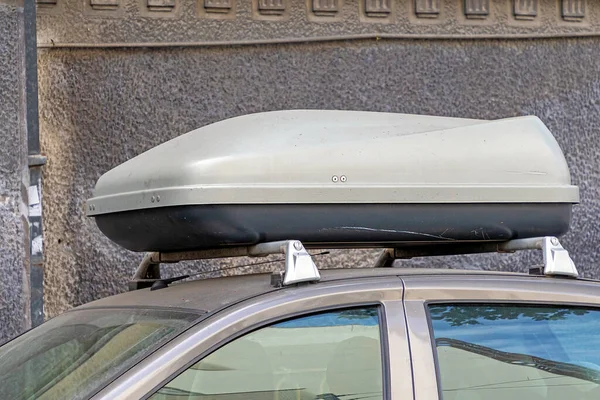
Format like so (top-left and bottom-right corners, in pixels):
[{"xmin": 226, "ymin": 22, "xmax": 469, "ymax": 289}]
[
  {"xmin": 151, "ymin": 307, "xmax": 383, "ymax": 400},
  {"xmin": 0, "ymin": 308, "xmax": 201, "ymax": 400},
  {"xmin": 429, "ymin": 304, "xmax": 600, "ymax": 400}
]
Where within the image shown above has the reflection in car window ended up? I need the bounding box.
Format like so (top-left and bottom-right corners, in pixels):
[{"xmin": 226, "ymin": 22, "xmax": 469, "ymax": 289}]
[
  {"xmin": 150, "ymin": 307, "xmax": 383, "ymax": 400},
  {"xmin": 0, "ymin": 308, "xmax": 201, "ymax": 400},
  {"xmin": 429, "ymin": 304, "xmax": 600, "ymax": 400}
]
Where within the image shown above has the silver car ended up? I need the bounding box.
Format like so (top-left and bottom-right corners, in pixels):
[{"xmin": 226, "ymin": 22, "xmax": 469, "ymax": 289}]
[
  {"xmin": 2, "ymin": 265, "xmax": 600, "ymax": 400},
  {"xmin": 1, "ymin": 110, "xmax": 593, "ymax": 399}
]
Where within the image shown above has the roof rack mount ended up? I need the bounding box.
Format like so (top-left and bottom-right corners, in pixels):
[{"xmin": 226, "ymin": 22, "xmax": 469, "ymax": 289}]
[
  {"xmin": 128, "ymin": 236, "xmax": 578, "ymax": 291},
  {"xmin": 129, "ymin": 240, "xmax": 320, "ymax": 291},
  {"xmin": 375, "ymin": 236, "xmax": 578, "ymax": 278}
]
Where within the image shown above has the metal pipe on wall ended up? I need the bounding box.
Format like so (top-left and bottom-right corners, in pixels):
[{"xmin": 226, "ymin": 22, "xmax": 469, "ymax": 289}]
[{"xmin": 24, "ymin": 0, "xmax": 45, "ymax": 327}]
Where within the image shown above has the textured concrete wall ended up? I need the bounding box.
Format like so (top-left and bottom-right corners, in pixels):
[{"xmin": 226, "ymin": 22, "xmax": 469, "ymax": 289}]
[
  {"xmin": 0, "ymin": 0, "xmax": 31, "ymax": 344},
  {"xmin": 37, "ymin": 38, "xmax": 600, "ymax": 320}
]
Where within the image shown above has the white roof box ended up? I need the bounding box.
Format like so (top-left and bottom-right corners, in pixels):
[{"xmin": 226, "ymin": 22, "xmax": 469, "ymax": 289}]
[{"xmin": 86, "ymin": 110, "xmax": 579, "ymax": 253}]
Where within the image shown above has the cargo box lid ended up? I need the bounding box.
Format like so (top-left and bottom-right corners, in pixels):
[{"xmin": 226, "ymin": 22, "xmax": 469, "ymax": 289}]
[{"xmin": 86, "ymin": 110, "xmax": 578, "ymax": 217}]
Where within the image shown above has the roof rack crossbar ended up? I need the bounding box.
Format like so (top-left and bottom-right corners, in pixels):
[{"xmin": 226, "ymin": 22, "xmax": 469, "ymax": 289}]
[
  {"xmin": 377, "ymin": 236, "xmax": 578, "ymax": 278},
  {"xmin": 128, "ymin": 240, "xmax": 321, "ymax": 291},
  {"xmin": 129, "ymin": 236, "xmax": 578, "ymax": 291}
]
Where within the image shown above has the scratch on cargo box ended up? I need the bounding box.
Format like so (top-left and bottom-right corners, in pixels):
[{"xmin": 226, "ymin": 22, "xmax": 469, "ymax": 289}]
[
  {"xmin": 504, "ymin": 170, "xmax": 547, "ymax": 175},
  {"xmin": 326, "ymin": 226, "xmax": 456, "ymax": 241}
]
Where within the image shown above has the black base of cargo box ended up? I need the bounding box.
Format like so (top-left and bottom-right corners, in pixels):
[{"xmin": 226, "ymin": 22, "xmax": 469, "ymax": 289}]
[{"xmin": 94, "ymin": 203, "xmax": 572, "ymax": 253}]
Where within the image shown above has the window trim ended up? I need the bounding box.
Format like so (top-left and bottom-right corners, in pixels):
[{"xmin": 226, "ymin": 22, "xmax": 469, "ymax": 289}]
[
  {"xmin": 143, "ymin": 302, "xmax": 390, "ymax": 400},
  {"xmin": 424, "ymin": 303, "xmax": 444, "ymax": 400},
  {"xmin": 378, "ymin": 302, "xmax": 392, "ymax": 400}
]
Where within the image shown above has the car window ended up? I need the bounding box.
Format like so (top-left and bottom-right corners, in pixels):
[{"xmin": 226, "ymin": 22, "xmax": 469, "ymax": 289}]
[
  {"xmin": 429, "ymin": 304, "xmax": 600, "ymax": 400},
  {"xmin": 0, "ymin": 308, "xmax": 201, "ymax": 400},
  {"xmin": 150, "ymin": 307, "xmax": 384, "ymax": 400}
]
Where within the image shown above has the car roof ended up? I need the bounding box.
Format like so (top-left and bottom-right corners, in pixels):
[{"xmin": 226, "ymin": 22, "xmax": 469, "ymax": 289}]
[{"xmin": 75, "ymin": 268, "xmax": 550, "ymax": 313}]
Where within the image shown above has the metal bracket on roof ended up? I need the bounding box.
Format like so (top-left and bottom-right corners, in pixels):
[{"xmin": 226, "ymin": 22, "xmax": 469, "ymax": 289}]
[
  {"xmin": 128, "ymin": 239, "xmax": 320, "ymax": 291},
  {"xmin": 284, "ymin": 241, "xmax": 321, "ymax": 285},
  {"xmin": 128, "ymin": 252, "xmax": 162, "ymax": 290},
  {"xmin": 377, "ymin": 236, "xmax": 578, "ymax": 278},
  {"xmin": 498, "ymin": 236, "xmax": 578, "ymax": 278},
  {"xmin": 235, "ymin": 240, "xmax": 321, "ymax": 286},
  {"xmin": 541, "ymin": 237, "xmax": 578, "ymax": 278}
]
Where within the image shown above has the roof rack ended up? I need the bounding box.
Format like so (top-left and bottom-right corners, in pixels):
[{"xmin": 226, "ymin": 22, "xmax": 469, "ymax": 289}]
[
  {"xmin": 129, "ymin": 240, "xmax": 320, "ymax": 291},
  {"xmin": 128, "ymin": 236, "xmax": 578, "ymax": 291},
  {"xmin": 374, "ymin": 236, "xmax": 578, "ymax": 277}
]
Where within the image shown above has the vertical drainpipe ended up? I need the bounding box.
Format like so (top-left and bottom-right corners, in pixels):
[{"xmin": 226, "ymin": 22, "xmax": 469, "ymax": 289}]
[{"xmin": 24, "ymin": 0, "xmax": 45, "ymax": 327}]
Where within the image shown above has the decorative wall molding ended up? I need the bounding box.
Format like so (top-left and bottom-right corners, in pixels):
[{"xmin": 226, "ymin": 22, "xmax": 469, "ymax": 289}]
[
  {"xmin": 562, "ymin": 0, "xmax": 585, "ymax": 22},
  {"xmin": 36, "ymin": 0, "xmax": 62, "ymax": 14},
  {"xmin": 89, "ymin": 0, "xmax": 119, "ymax": 10},
  {"xmin": 146, "ymin": 0, "xmax": 176, "ymax": 12},
  {"xmin": 258, "ymin": 0, "xmax": 286, "ymax": 15},
  {"xmin": 359, "ymin": 0, "xmax": 394, "ymax": 22},
  {"xmin": 464, "ymin": 0, "xmax": 489, "ymax": 19},
  {"xmin": 200, "ymin": 0, "xmax": 235, "ymax": 18},
  {"xmin": 309, "ymin": 0, "xmax": 342, "ymax": 19},
  {"xmin": 415, "ymin": 0, "xmax": 440, "ymax": 18},
  {"xmin": 37, "ymin": 0, "xmax": 600, "ymax": 47},
  {"xmin": 36, "ymin": 0, "xmax": 58, "ymax": 8},
  {"xmin": 204, "ymin": 0, "xmax": 231, "ymax": 13},
  {"xmin": 253, "ymin": 0, "xmax": 290, "ymax": 20},
  {"xmin": 364, "ymin": 0, "xmax": 391, "ymax": 18},
  {"xmin": 83, "ymin": 0, "xmax": 123, "ymax": 16},
  {"xmin": 513, "ymin": 0, "xmax": 537, "ymax": 21}
]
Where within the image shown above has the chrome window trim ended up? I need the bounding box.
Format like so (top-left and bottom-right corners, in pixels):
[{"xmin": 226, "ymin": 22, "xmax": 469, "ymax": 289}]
[{"xmin": 92, "ymin": 276, "xmax": 411, "ymax": 400}]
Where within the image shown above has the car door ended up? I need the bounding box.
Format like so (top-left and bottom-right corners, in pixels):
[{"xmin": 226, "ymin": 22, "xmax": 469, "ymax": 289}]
[
  {"xmin": 403, "ymin": 274, "xmax": 600, "ymax": 400},
  {"xmin": 92, "ymin": 276, "xmax": 412, "ymax": 400}
]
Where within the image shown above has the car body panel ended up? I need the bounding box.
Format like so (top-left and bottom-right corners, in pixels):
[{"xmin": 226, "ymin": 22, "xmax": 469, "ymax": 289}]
[
  {"xmin": 75, "ymin": 268, "xmax": 533, "ymax": 311},
  {"xmin": 91, "ymin": 276, "xmax": 411, "ymax": 400},
  {"xmin": 54, "ymin": 270, "xmax": 600, "ymax": 400}
]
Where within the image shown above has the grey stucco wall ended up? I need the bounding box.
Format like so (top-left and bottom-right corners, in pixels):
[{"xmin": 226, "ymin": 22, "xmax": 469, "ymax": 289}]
[
  {"xmin": 0, "ymin": 0, "xmax": 31, "ymax": 344},
  {"xmin": 37, "ymin": 38, "xmax": 600, "ymax": 320}
]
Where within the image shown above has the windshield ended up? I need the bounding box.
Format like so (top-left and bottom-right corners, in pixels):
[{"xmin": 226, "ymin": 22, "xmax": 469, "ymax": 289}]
[{"xmin": 0, "ymin": 307, "xmax": 201, "ymax": 400}]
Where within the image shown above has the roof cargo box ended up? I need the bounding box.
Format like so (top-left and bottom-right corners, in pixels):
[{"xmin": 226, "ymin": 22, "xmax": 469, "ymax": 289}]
[{"xmin": 86, "ymin": 110, "xmax": 579, "ymax": 253}]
